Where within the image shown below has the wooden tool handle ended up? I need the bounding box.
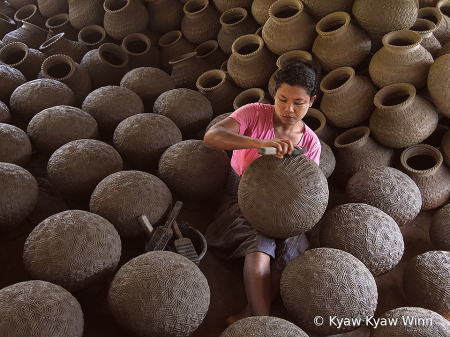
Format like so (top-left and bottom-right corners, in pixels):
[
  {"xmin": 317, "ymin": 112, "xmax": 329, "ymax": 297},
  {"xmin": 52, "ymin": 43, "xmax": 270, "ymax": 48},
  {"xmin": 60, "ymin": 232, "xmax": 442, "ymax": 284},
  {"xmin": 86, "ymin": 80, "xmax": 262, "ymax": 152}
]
[
  {"xmin": 258, "ymin": 147, "xmax": 307, "ymax": 156},
  {"xmin": 163, "ymin": 200, "xmax": 183, "ymax": 229},
  {"xmin": 138, "ymin": 215, "xmax": 154, "ymax": 238},
  {"xmin": 172, "ymin": 220, "xmax": 183, "ymax": 240}
]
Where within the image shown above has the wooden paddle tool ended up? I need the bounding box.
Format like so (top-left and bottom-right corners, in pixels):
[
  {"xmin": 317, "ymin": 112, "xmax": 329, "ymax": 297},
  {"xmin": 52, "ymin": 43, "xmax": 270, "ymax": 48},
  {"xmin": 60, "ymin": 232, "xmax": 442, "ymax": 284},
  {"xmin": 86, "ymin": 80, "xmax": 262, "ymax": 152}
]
[
  {"xmin": 258, "ymin": 146, "xmax": 307, "ymax": 156},
  {"xmin": 172, "ymin": 220, "xmax": 200, "ymax": 265}
]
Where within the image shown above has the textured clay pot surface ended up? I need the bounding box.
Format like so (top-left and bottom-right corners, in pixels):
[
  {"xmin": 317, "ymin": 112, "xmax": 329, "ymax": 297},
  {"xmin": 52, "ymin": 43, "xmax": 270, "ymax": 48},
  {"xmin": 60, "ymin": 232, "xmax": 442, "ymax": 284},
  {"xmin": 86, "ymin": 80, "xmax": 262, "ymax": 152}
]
[
  {"xmin": 121, "ymin": 32, "xmax": 161, "ymax": 69},
  {"xmin": 103, "ymin": 0, "xmax": 149, "ymax": 40},
  {"xmin": 181, "ymin": 0, "xmax": 221, "ymax": 44},
  {"xmin": 0, "ymin": 123, "xmax": 32, "ymax": 167},
  {"xmin": 0, "ymin": 64, "xmax": 27, "ymax": 103},
  {"xmin": 220, "ymin": 316, "xmax": 308, "ymax": 336},
  {"xmin": 45, "ymin": 13, "xmax": 79, "ymax": 41},
  {"xmin": 68, "ymin": 0, "xmax": 104, "ymax": 30},
  {"xmin": 39, "ymin": 32, "xmax": 88, "ymax": 63},
  {"xmin": 0, "ymin": 41, "xmax": 45, "ymax": 81},
  {"xmin": 430, "ymin": 204, "xmax": 450, "ymax": 251},
  {"xmin": 428, "ymin": 53, "xmax": 450, "ymax": 118},
  {"xmin": 302, "ymin": 0, "xmax": 354, "ymax": 19},
  {"xmin": 2, "ymin": 21, "xmax": 48, "ymax": 50}
]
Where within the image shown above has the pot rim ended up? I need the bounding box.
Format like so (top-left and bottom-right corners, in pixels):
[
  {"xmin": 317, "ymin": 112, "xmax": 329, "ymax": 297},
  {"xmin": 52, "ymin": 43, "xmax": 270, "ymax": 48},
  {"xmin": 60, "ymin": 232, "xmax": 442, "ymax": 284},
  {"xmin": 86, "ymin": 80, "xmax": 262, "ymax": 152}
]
[
  {"xmin": 319, "ymin": 66, "xmax": 355, "ymax": 94},
  {"xmin": 220, "ymin": 7, "xmax": 247, "ymax": 27},
  {"xmin": 159, "ymin": 30, "xmax": 183, "ymax": 48},
  {"xmin": 78, "ymin": 25, "xmax": 106, "ymax": 46},
  {"xmin": 196, "ymin": 69, "xmax": 226, "ymax": 92},
  {"xmin": 400, "ymin": 143, "xmax": 443, "ymax": 176},
  {"xmin": 382, "ymin": 30, "xmax": 422, "ymax": 50},
  {"xmin": 373, "ymin": 82, "xmax": 415, "ymax": 110},
  {"xmin": 169, "ymin": 51, "xmax": 196, "ymax": 64},
  {"xmin": 41, "ymin": 54, "xmax": 76, "ymax": 81},
  {"xmin": 233, "ymin": 88, "xmax": 265, "ymax": 110},
  {"xmin": 13, "ymin": 4, "xmax": 38, "ymax": 22},
  {"xmin": 304, "ymin": 108, "xmax": 326, "ymax": 134},
  {"xmin": 98, "ymin": 43, "xmax": 129, "ymax": 68},
  {"xmin": 417, "ymin": 7, "xmax": 443, "ymax": 28},
  {"xmin": 334, "ymin": 125, "xmax": 371, "ymax": 149},
  {"xmin": 104, "ymin": 0, "xmax": 131, "ymax": 13},
  {"xmin": 40, "ymin": 32, "xmax": 65, "ymax": 51},
  {"xmin": 231, "ymin": 34, "xmax": 264, "ymax": 58},
  {"xmin": 0, "ymin": 41, "xmax": 29, "ymax": 67},
  {"xmin": 194, "ymin": 40, "xmax": 219, "ymax": 59},
  {"xmin": 121, "ymin": 33, "xmax": 151, "ymax": 56},
  {"xmin": 183, "ymin": 0, "xmax": 209, "ymax": 16},
  {"xmin": 268, "ymin": 0, "xmax": 304, "ymax": 22},
  {"xmin": 411, "ymin": 18, "xmax": 437, "ymax": 35},
  {"xmin": 45, "ymin": 13, "xmax": 70, "ymax": 30},
  {"xmin": 276, "ymin": 49, "xmax": 312, "ymax": 68},
  {"xmin": 316, "ymin": 11, "xmax": 351, "ymax": 36}
]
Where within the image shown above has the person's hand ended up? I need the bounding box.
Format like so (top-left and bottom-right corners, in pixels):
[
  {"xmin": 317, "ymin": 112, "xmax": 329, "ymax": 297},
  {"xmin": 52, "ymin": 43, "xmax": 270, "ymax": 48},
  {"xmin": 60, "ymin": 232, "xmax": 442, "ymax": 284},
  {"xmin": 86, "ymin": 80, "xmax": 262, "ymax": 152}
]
[{"xmin": 256, "ymin": 139, "xmax": 299, "ymax": 159}]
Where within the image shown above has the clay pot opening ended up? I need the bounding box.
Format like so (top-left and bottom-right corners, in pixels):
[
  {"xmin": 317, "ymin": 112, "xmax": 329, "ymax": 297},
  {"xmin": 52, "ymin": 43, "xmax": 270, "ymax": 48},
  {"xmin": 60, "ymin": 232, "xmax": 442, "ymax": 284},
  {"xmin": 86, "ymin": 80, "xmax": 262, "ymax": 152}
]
[
  {"xmin": 417, "ymin": 7, "xmax": 442, "ymax": 26},
  {"xmin": 99, "ymin": 43, "xmax": 129, "ymax": 67},
  {"xmin": 196, "ymin": 69, "xmax": 226, "ymax": 91},
  {"xmin": 40, "ymin": 32, "xmax": 64, "ymax": 50},
  {"xmin": 401, "ymin": 144, "xmax": 443, "ymax": 175},
  {"xmin": 276, "ymin": 50, "xmax": 312, "ymax": 68},
  {"xmin": 320, "ymin": 67, "xmax": 354, "ymax": 93},
  {"xmin": 159, "ymin": 30, "xmax": 182, "ymax": 47},
  {"xmin": 437, "ymin": 0, "xmax": 450, "ymax": 17},
  {"xmin": 374, "ymin": 83, "xmax": 415, "ymax": 110},
  {"xmin": 46, "ymin": 14, "xmax": 70, "ymax": 29},
  {"xmin": 122, "ymin": 33, "xmax": 150, "ymax": 55},
  {"xmin": 183, "ymin": 0, "xmax": 208, "ymax": 15},
  {"xmin": 232, "ymin": 34, "xmax": 263, "ymax": 57},
  {"xmin": 382, "ymin": 30, "xmax": 422, "ymax": 48},
  {"xmin": 195, "ymin": 40, "xmax": 218, "ymax": 58},
  {"xmin": 0, "ymin": 42, "xmax": 28, "ymax": 66},
  {"xmin": 317, "ymin": 12, "xmax": 350, "ymax": 35},
  {"xmin": 411, "ymin": 18, "xmax": 436, "ymax": 34},
  {"xmin": 14, "ymin": 4, "xmax": 38, "ymax": 22},
  {"xmin": 78, "ymin": 25, "xmax": 106, "ymax": 45},
  {"xmin": 0, "ymin": 12, "xmax": 16, "ymax": 27},
  {"xmin": 220, "ymin": 8, "xmax": 246, "ymax": 26},
  {"xmin": 334, "ymin": 126, "xmax": 370, "ymax": 149},
  {"xmin": 304, "ymin": 108, "xmax": 326, "ymax": 133},
  {"xmin": 104, "ymin": 0, "xmax": 130, "ymax": 12},
  {"xmin": 169, "ymin": 51, "xmax": 196, "ymax": 64},
  {"xmin": 233, "ymin": 88, "xmax": 265, "ymax": 109},
  {"xmin": 42, "ymin": 55, "xmax": 75, "ymax": 80},
  {"xmin": 269, "ymin": 0, "xmax": 302, "ymax": 21}
]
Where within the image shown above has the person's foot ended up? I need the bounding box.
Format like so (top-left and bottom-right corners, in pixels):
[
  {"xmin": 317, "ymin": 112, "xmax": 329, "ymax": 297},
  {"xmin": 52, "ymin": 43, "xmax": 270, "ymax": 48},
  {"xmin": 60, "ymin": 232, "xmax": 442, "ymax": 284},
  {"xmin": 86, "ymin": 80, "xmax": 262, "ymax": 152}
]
[{"xmin": 225, "ymin": 304, "xmax": 252, "ymax": 326}]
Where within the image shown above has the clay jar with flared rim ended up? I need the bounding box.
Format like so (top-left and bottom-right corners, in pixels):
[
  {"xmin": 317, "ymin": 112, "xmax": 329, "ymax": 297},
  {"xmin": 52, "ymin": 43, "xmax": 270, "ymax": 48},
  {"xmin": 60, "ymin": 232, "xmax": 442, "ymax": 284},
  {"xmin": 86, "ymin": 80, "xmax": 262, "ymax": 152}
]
[
  {"xmin": 0, "ymin": 41, "xmax": 45, "ymax": 80},
  {"xmin": 45, "ymin": 13, "xmax": 79, "ymax": 42},
  {"xmin": 121, "ymin": 33, "xmax": 161, "ymax": 69},
  {"xmin": 146, "ymin": 0, "xmax": 184, "ymax": 33},
  {"xmin": 196, "ymin": 69, "xmax": 242, "ymax": 117},
  {"xmin": 437, "ymin": 0, "xmax": 450, "ymax": 43},
  {"xmin": 312, "ymin": 11, "xmax": 371, "ymax": 72},
  {"xmin": 369, "ymin": 83, "xmax": 439, "ymax": 148},
  {"xmin": 333, "ymin": 126, "xmax": 395, "ymax": 185},
  {"xmin": 411, "ymin": 18, "xmax": 442, "ymax": 58},
  {"xmin": 369, "ymin": 30, "xmax": 434, "ymax": 89},
  {"xmin": 251, "ymin": 0, "xmax": 276, "ymax": 25},
  {"xmin": 169, "ymin": 51, "xmax": 212, "ymax": 90},
  {"xmin": 78, "ymin": 25, "xmax": 111, "ymax": 50},
  {"xmin": 320, "ymin": 67, "xmax": 378, "ymax": 129},
  {"xmin": 13, "ymin": 4, "xmax": 47, "ymax": 28},
  {"xmin": 303, "ymin": 108, "xmax": 338, "ymax": 149},
  {"xmin": 227, "ymin": 34, "xmax": 277, "ymax": 89},
  {"xmin": 181, "ymin": 0, "xmax": 221, "ymax": 45},
  {"xmin": 301, "ymin": 0, "xmax": 354, "ymax": 20},
  {"xmin": 39, "ymin": 32, "xmax": 88, "ymax": 63},
  {"xmin": 194, "ymin": 40, "xmax": 228, "ymax": 69},
  {"xmin": 0, "ymin": 65, "xmax": 27, "ymax": 104},
  {"xmin": 212, "ymin": 0, "xmax": 253, "ymax": 14},
  {"xmin": 262, "ymin": 0, "xmax": 317, "ymax": 56},
  {"xmin": 158, "ymin": 30, "xmax": 196, "ymax": 73},
  {"xmin": 217, "ymin": 7, "xmax": 260, "ymax": 55},
  {"xmin": 418, "ymin": 7, "xmax": 450, "ymax": 46},
  {"xmin": 39, "ymin": 54, "xmax": 92, "ymax": 107},
  {"xmin": 80, "ymin": 43, "xmax": 129, "ymax": 89},
  {"xmin": 2, "ymin": 21, "xmax": 48, "ymax": 50},
  {"xmin": 37, "ymin": 0, "xmax": 69, "ymax": 18},
  {"xmin": 352, "ymin": 0, "xmax": 418, "ymax": 36},
  {"xmin": 400, "ymin": 144, "xmax": 450, "ymax": 210},
  {"xmin": 232, "ymin": 88, "xmax": 270, "ymax": 110},
  {"xmin": 68, "ymin": 0, "xmax": 104, "ymax": 30},
  {"xmin": 0, "ymin": 12, "xmax": 16, "ymax": 39},
  {"xmin": 103, "ymin": 0, "xmax": 149, "ymax": 41},
  {"xmin": 428, "ymin": 54, "xmax": 450, "ymax": 118}
]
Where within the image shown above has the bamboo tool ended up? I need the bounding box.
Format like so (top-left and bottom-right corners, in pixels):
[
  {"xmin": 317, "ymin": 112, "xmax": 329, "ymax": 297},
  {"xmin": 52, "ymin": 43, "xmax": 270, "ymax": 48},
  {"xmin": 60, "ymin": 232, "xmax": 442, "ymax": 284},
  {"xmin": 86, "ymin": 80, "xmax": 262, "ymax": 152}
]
[
  {"xmin": 172, "ymin": 220, "xmax": 200, "ymax": 265},
  {"xmin": 145, "ymin": 201, "xmax": 183, "ymax": 251},
  {"xmin": 138, "ymin": 215, "xmax": 154, "ymax": 238},
  {"xmin": 258, "ymin": 146, "xmax": 307, "ymax": 155}
]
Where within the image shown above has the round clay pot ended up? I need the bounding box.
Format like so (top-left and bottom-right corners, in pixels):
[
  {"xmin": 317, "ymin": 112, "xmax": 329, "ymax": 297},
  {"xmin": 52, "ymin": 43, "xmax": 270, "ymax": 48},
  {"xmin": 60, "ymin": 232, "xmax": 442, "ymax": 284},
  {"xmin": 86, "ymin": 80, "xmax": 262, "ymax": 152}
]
[
  {"xmin": 77, "ymin": 25, "xmax": 110, "ymax": 50},
  {"xmin": 0, "ymin": 12, "xmax": 15, "ymax": 39},
  {"xmin": 45, "ymin": 13, "xmax": 79, "ymax": 41},
  {"xmin": 438, "ymin": 40, "xmax": 450, "ymax": 57},
  {"xmin": 0, "ymin": 41, "xmax": 45, "ymax": 80},
  {"xmin": 113, "ymin": 113, "xmax": 182, "ymax": 172},
  {"xmin": 251, "ymin": 0, "xmax": 276, "ymax": 25},
  {"xmin": 430, "ymin": 203, "xmax": 450, "ymax": 250},
  {"xmin": 107, "ymin": 251, "xmax": 210, "ymax": 337},
  {"xmin": 312, "ymin": 11, "xmax": 371, "ymax": 72},
  {"xmin": 90, "ymin": 170, "xmax": 173, "ymax": 238},
  {"xmin": 303, "ymin": 108, "xmax": 338, "ymax": 148},
  {"xmin": 411, "ymin": 17, "xmax": 442, "ymax": 58},
  {"xmin": 436, "ymin": 0, "xmax": 450, "ymax": 44},
  {"xmin": 418, "ymin": 6, "xmax": 450, "ymax": 46},
  {"xmin": 227, "ymin": 34, "xmax": 277, "ymax": 89},
  {"xmin": 10, "ymin": 78, "xmax": 75, "ymax": 124},
  {"xmin": 121, "ymin": 33, "xmax": 161, "ymax": 69},
  {"xmin": 280, "ymin": 248, "xmax": 378, "ymax": 335},
  {"xmin": 442, "ymin": 128, "xmax": 450, "ymax": 166},
  {"xmin": 158, "ymin": 30, "xmax": 196, "ymax": 73},
  {"xmin": 320, "ymin": 203, "xmax": 404, "ymax": 276},
  {"xmin": 301, "ymin": 0, "xmax": 354, "ymax": 19},
  {"xmin": 47, "ymin": 139, "xmax": 123, "ymax": 199},
  {"xmin": 232, "ymin": 87, "xmax": 270, "ymax": 110},
  {"xmin": 369, "ymin": 30, "xmax": 434, "ymax": 89},
  {"xmin": 0, "ymin": 123, "xmax": 31, "ymax": 166},
  {"xmin": 333, "ymin": 126, "xmax": 395, "ymax": 185},
  {"xmin": 217, "ymin": 7, "xmax": 260, "ymax": 55},
  {"xmin": 0, "ymin": 101, "xmax": 10, "ymax": 123},
  {"xmin": 0, "ymin": 280, "xmax": 84, "ymax": 336},
  {"xmin": 220, "ymin": 316, "xmax": 308, "ymax": 337},
  {"xmin": 400, "ymin": 144, "xmax": 450, "ymax": 210},
  {"xmin": 318, "ymin": 140, "xmax": 335, "ymax": 178},
  {"xmin": 403, "ymin": 250, "xmax": 450, "ymax": 316},
  {"xmin": 169, "ymin": 51, "xmax": 212, "ymax": 90},
  {"xmin": 181, "ymin": 0, "xmax": 221, "ymax": 44},
  {"xmin": 39, "ymin": 32, "xmax": 88, "ymax": 63},
  {"xmin": 82, "ymin": 85, "xmax": 144, "ymax": 137},
  {"xmin": 262, "ymin": 0, "xmax": 317, "ymax": 55},
  {"xmin": 146, "ymin": 0, "xmax": 184, "ymax": 33},
  {"xmin": 0, "ymin": 64, "xmax": 27, "ymax": 103},
  {"xmin": 80, "ymin": 43, "xmax": 129, "ymax": 89},
  {"xmin": 153, "ymin": 88, "xmax": 213, "ymax": 138},
  {"xmin": 346, "ymin": 166, "xmax": 422, "ymax": 226},
  {"xmin": 194, "ymin": 39, "xmax": 228, "ymax": 69},
  {"xmin": 239, "ymin": 155, "xmax": 329, "ymax": 238},
  {"xmin": 2, "ymin": 21, "xmax": 48, "ymax": 50},
  {"xmin": 13, "ymin": 4, "xmax": 46, "ymax": 28},
  {"xmin": 197, "ymin": 69, "xmax": 242, "ymax": 117},
  {"xmin": 23, "ymin": 210, "xmax": 122, "ymax": 298},
  {"xmin": 0, "ymin": 162, "xmax": 38, "ymax": 241},
  {"xmin": 68, "ymin": 0, "xmax": 104, "ymax": 30},
  {"xmin": 158, "ymin": 139, "xmax": 230, "ymax": 205},
  {"xmin": 39, "ymin": 54, "xmax": 92, "ymax": 107},
  {"xmin": 37, "ymin": 0, "xmax": 69, "ymax": 18},
  {"xmin": 103, "ymin": 0, "xmax": 149, "ymax": 40},
  {"xmin": 428, "ymin": 53, "xmax": 450, "ymax": 118},
  {"xmin": 27, "ymin": 105, "xmax": 98, "ymax": 157},
  {"xmin": 352, "ymin": 0, "xmax": 418, "ymax": 36},
  {"xmin": 369, "ymin": 83, "xmax": 439, "ymax": 148},
  {"xmin": 205, "ymin": 112, "xmax": 232, "ymax": 132},
  {"xmin": 320, "ymin": 67, "xmax": 377, "ymax": 128}
]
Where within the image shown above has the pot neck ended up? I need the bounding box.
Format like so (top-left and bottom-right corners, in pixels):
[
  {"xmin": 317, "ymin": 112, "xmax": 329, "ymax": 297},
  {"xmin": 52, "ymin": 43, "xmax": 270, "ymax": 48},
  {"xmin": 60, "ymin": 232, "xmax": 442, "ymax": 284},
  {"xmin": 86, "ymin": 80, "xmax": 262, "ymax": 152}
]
[
  {"xmin": 400, "ymin": 144, "xmax": 443, "ymax": 177},
  {"xmin": 374, "ymin": 83, "xmax": 415, "ymax": 111},
  {"xmin": 316, "ymin": 11, "xmax": 351, "ymax": 37},
  {"xmin": 334, "ymin": 126, "xmax": 371, "ymax": 150}
]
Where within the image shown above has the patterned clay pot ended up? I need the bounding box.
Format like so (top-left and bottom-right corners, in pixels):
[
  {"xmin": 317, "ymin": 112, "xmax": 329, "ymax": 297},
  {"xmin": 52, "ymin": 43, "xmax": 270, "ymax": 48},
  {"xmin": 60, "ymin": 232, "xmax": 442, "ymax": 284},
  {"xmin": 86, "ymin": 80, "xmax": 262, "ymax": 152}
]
[
  {"xmin": 39, "ymin": 32, "xmax": 88, "ymax": 63},
  {"xmin": 418, "ymin": 6, "xmax": 450, "ymax": 46},
  {"xmin": 369, "ymin": 83, "xmax": 439, "ymax": 148},
  {"xmin": 303, "ymin": 107, "xmax": 338, "ymax": 148},
  {"xmin": 428, "ymin": 53, "xmax": 450, "ymax": 118},
  {"xmin": 0, "ymin": 101, "xmax": 11, "ymax": 123},
  {"xmin": 169, "ymin": 51, "xmax": 212, "ymax": 90},
  {"xmin": 312, "ymin": 11, "xmax": 371, "ymax": 72},
  {"xmin": 0, "ymin": 41, "xmax": 45, "ymax": 80},
  {"xmin": 411, "ymin": 18, "xmax": 442, "ymax": 58},
  {"xmin": 0, "ymin": 12, "xmax": 15, "ymax": 39},
  {"xmin": 13, "ymin": 4, "xmax": 46, "ymax": 28},
  {"xmin": 320, "ymin": 67, "xmax": 378, "ymax": 128},
  {"xmin": 227, "ymin": 34, "xmax": 277, "ymax": 89},
  {"xmin": 212, "ymin": 0, "xmax": 253, "ymax": 13},
  {"xmin": 37, "ymin": 0, "xmax": 69, "ymax": 18},
  {"xmin": 301, "ymin": 0, "xmax": 354, "ymax": 20},
  {"xmin": 2, "ymin": 21, "xmax": 48, "ymax": 50},
  {"xmin": 68, "ymin": 0, "xmax": 104, "ymax": 30},
  {"xmin": 369, "ymin": 30, "xmax": 434, "ymax": 89},
  {"xmin": 251, "ymin": 0, "xmax": 277, "ymax": 25},
  {"xmin": 77, "ymin": 25, "xmax": 111, "ymax": 50},
  {"xmin": 318, "ymin": 140, "xmax": 335, "ymax": 178},
  {"xmin": 146, "ymin": 0, "xmax": 184, "ymax": 33},
  {"xmin": 103, "ymin": 0, "xmax": 149, "ymax": 41},
  {"xmin": 45, "ymin": 13, "xmax": 79, "ymax": 41},
  {"xmin": 158, "ymin": 30, "xmax": 196, "ymax": 73},
  {"xmin": 0, "ymin": 123, "xmax": 32, "ymax": 167},
  {"xmin": 400, "ymin": 144, "xmax": 450, "ymax": 210},
  {"xmin": 430, "ymin": 204, "xmax": 450, "ymax": 251},
  {"xmin": 181, "ymin": 0, "xmax": 221, "ymax": 45},
  {"xmin": 221, "ymin": 317, "xmax": 308, "ymax": 336},
  {"xmin": 194, "ymin": 40, "xmax": 228, "ymax": 69},
  {"xmin": 121, "ymin": 32, "xmax": 161, "ymax": 69},
  {"xmin": 262, "ymin": 0, "xmax": 317, "ymax": 55},
  {"xmin": 0, "ymin": 64, "xmax": 27, "ymax": 103},
  {"xmin": 232, "ymin": 87, "xmax": 270, "ymax": 110},
  {"xmin": 217, "ymin": 7, "xmax": 260, "ymax": 55}
]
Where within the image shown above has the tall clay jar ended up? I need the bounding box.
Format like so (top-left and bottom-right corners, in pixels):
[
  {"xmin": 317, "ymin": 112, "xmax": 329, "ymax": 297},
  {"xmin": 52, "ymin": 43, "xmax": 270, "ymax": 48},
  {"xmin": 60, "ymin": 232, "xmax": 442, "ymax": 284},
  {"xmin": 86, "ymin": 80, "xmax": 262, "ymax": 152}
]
[
  {"xmin": 13, "ymin": 4, "xmax": 47, "ymax": 28},
  {"xmin": 158, "ymin": 30, "xmax": 196, "ymax": 73},
  {"xmin": 369, "ymin": 30, "xmax": 434, "ymax": 89},
  {"xmin": 319, "ymin": 66, "xmax": 378, "ymax": 128},
  {"xmin": 233, "ymin": 88, "xmax": 271, "ymax": 110},
  {"xmin": 400, "ymin": 144, "xmax": 450, "ymax": 210},
  {"xmin": 227, "ymin": 33, "xmax": 277, "ymax": 89},
  {"xmin": 121, "ymin": 33, "xmax": 161, "ymax": 69},
  {"xmin": 410, "ymin": 18, "xmax": 442, "ymax": 58},
  {"xmin": 369, "ymin": 82, "xmax": 439, "ymax": 148},
  {"xmin": 146, "ymin": 0, "xmax": 184, "ymax": 33},
  {"xmin": 68, "ymin": 0, "xmax": 104, "ymax": 30},
  {"xmin": 194, "ymin": 40, "xmax": 228, "ymax": 69},
  {"xmin": 417, "ymin": 6, "xmax": 450, "ymax": 46},
  {"xmin": 181, "ymin": 0, "xmax": 221, "ymax": 45},
  {"xmin": 333, "ymin": 126, "xmax": 395, "ymax": 185},
  {"xmin": 169, "ymin": 51, "xmax": 212, "ymax": 90},
  {"xmin": 78, "ymin": 25, "xmax": 110, "ymax": 50},
  {"xmin": 428, "ymin": 51, "xmax": 450, "ymax": 119},
  {"xmin": 312, "ymin": 11, "xmax": 371, "ymax": 72},
  {"xmin": 217, "ymin": 7, "xmax": 260, "ymax": 55},
  {"xmin": 262, "ymin": 0, "xmax": 317, "ymax": 55},
  {"xmin": 39, "ymin": 32, "xmax": 88, "ymax": 63},
  {"xmin": 45, "ymin": 13, "xmax": 79, "ymax": 41},
  {"xmin": 0, "ymin": 41, "xmax": 45, "ymax": 80},
  {"xmin": 2, "ymin": 21, "xmax": 48, "ymax": 50}
]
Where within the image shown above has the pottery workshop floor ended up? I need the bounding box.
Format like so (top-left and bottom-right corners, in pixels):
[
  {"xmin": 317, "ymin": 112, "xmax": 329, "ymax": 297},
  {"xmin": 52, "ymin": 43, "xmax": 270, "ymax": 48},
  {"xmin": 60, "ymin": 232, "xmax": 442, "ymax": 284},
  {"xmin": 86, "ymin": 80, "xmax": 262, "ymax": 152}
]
[{"xmin": 0, "ymin": 171, "xmax": 438, "ymax": 337}]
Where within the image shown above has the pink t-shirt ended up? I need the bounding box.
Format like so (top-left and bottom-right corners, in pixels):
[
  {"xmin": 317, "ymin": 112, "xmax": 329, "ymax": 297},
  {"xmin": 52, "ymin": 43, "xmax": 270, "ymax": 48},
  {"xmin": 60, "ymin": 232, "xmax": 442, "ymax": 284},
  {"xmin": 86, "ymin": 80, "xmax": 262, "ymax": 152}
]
[{"xmin": 229, "ymin": 103, "xmax": 321, "ymax": 176}]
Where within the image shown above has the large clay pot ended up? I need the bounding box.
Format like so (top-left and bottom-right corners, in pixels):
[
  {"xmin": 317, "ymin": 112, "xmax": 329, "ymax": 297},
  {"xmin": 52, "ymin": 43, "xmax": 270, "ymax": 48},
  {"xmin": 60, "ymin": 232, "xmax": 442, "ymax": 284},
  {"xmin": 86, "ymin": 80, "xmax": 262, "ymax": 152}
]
[
  {"xmin": 146, "ymin": 0, "xmax": 184, "ymax": 33},
  {"xmin": 319, "ymin": 67, "xmax": 378, "ymax": 128},
  {"xmin": 232, "ymin": 87, "xmax": 270, "ymax": 110},
  {"xmin": 103, "ymin": 0, "xmax": 149, "ymax": 40},
  {"xmin": 194, "ymin": 40, "xmax": 228, "ymax": 69},
  {"xmin": 400, "ymin": 144, "xmax": 450, "ymax": 210},
  {"xmin": 369, "ymin": 83, "xmax": 439, "ymax": 148},
  {"xmin": 158, "ymin": 30, "xmax": 196, "ymax": 73},
  {"xmin": 169, "ymin": 51, "xmax": 212, "ymax": 90},
  {"xmin": 227, "ymin": 34, "xmax": 277, "ymax": 89},
  {"xmin": 352, "ymin": 0, "xmax": 418, "ymax": 36},
  {"xmin": 411, "ymin": 17, "xmax": 442, "ymax": 58},
  {"xmin": 121, "ymin": 33, "xmax": 161, "ymax": 69},
  {"xmin": 0, "ymin": 123, "xmax": 32, "ymax": 167},
  {"xmin": 13, "ymin": 4, "xmax": 46, "ymax": 28},
  {"xmin": 181, "ymin": 0, "xmax": 221, "ymax": 44},
  {"xmin": 0, "ymin": 12, "xmax": 16, "ymax": 39},
  {"xmin": 37, "ymin": 0, "xmax": 69, "ymax": 18},
  {"xmin": 67, "ymin": 0, "xmax": 104, "ymax": 30},
  {"xmin": 217, "ymin": 7, "xmax": 260, "ymax": 55},
  {"xmin": 262, "ymin": 0, "xmax": 317, "ymax": 55},
  {"xmin": 45, "ymin": 13, "xmax": 79, "ymax": 41},
  {"xmin": 77, "ymin": 25, "xmax": 111, "ymax": 50},
  {"xmin": 418, "ymin": 6, "xmax": 450, "ymax": 46},
  {"xmin": 0, "ymin": 64, "xmax": 27, "ymax": 103},
  {"xmin": 251, "ymin": 0, "xmax": 277, "ymax": 25},
  {"xmin": 428, "ymin": 53, "xmax": 450, "ymax": 118},
  {"xmin": 0, "ymin": 41, "xmax": 45, "ymax": 80},
  {"xmin": 369, "ymin": 30, "xmax": 433, "ymax": 89},
  {"xmin": 212, "ymin": 0, "xmax": 252, "ymax": 13},
  {"xmin": 303, "ymin": 108, "xmax": 338, "ymax": 149},
  {"xmin": 333, "ymin": 126, "xmax": 395, "ymax": 185},
  {"xmin": 301, "ymin": 0, "xmax": 354, "ymax": 19},
  {"xmin": 220, "ymin": 317, "xmax": 308, "ymax": 336},
  {"xmin": 2, "ymin": 21, "xmax": 48, "ymax": 49},
  {"xmin": 39, "ymin": 32, "xmax": 88, "ymax": 63},
  {"xmin": 312, "ymin": 11, "xmax": 371, "ymax": 72}
]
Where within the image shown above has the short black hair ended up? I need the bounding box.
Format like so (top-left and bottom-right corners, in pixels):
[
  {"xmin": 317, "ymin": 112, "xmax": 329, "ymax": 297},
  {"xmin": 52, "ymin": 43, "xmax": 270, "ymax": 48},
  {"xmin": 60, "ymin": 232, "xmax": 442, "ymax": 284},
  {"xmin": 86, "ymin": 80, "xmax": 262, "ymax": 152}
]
[{"xmin": 274, "ymin": 60, "xmax": 321, "ymax": 98}]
